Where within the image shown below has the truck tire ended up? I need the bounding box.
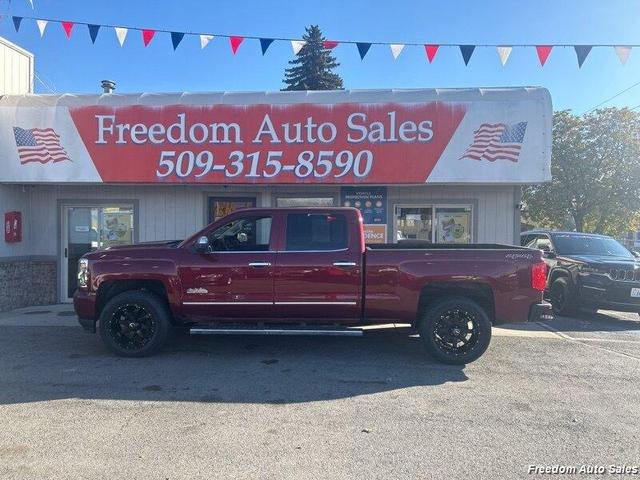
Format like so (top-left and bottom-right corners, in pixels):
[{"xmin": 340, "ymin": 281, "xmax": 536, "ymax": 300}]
[
  {"xmin": 417, "ymin": 296, "xmax": 492, "ymax": 365},
  {"xmin": 98, "ymin": 290, "xmax": 171, "ymax": 357},
  {"xmin": 549, "ymin": 277, "xmax": 577, "ymax": 316}
]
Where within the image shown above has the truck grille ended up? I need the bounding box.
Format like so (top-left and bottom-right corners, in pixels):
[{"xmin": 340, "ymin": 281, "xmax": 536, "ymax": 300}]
[{"xmin": 609, "ymin": 268, "xmax": 640, "ymax": 282}]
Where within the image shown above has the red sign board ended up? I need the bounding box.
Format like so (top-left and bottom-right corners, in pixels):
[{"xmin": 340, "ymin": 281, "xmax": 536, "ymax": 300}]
[
  {"xmin": 4, "ymin": 211, "xmax": 22, "ymax": 243},
  {"xmin": 69, "ymin": 102, "xmax": 466, "ymax": 184}
]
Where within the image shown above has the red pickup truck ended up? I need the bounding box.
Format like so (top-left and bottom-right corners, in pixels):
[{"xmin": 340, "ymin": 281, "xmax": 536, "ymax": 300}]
[{"xmin": 74, "ymin": 207, "xmax": 550, "ymax": 364}]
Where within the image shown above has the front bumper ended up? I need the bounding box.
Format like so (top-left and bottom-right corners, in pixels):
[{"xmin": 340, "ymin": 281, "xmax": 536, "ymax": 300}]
[
  {"xmin": 529, "ymin": 302, "xmax": 554, "ymax": 322},
  {"xmin": 73, "ymin": 289, "xmax": 97, "ymax": 333},
  {"xmin": 579, "ymin": 280, "xmax": 640, "ymax": 312}
]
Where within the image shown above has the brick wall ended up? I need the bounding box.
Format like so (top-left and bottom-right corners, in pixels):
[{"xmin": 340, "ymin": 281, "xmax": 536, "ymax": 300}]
[{"xmin": 0, "ymin": 259, "xmax": 57, "ymax": 311}]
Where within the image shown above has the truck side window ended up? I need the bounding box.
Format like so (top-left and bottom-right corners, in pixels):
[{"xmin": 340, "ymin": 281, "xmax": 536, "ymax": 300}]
[
  {"xmin": 285, "ymin": 213, "xmax": 348, "ymax": 251},
  {"xmin": 209, "ymin": 216, "xmax": 272, "ymax": 252}
]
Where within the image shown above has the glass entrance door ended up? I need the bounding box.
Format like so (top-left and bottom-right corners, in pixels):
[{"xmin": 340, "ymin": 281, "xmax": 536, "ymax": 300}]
[{"xmin": 62, "ymin": 205, "xmax": 134, "ymax": 301}]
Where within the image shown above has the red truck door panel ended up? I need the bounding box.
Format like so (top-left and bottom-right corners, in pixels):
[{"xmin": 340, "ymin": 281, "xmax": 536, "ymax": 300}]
[
  {"xmin": 274, "ymin": 212, "xmax": 362, "ymax": 322},
  {"xmin": 179, "ymin": 215, "xmax": 275, "ymax": 319}
]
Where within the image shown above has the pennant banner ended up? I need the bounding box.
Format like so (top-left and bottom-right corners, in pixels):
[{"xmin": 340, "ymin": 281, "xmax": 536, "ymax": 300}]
[
  {"xmin": 5, "ymin": 17, "xmax": 638, "ymax": 70},
  {"xmin": 230, "ymin": 36, "xmax": 244, "ymax": 54},
  {"xmin": 390, "ymin": 44, "xmax": 404, "ymax": 59},
  {"xmin": 115, "ymin": 27, "xmax": 128, "ymax": 47},
  {"xmin": 291, "ymin": 40, "xmax": 305, "ymax": 55},
  {"xmin": 260, "ymin": 38, "xmax": 274, "ymax": 55},
  {"xmin": 36, "ymin": 19, "xmax": 47, "ymax": 37},
  {"xmin": 357, "ymin": 42, "xmax": 371, "ymax": 60},
  {"xmin": 88, "ymin": 24, "xmax": 100, "ymax": 44},
  {"xmin": 615, "ymin": 46, "xmax": 631, "ymax": 65},
  {"xmin": 460, "ymin": 45, "xmax": 475, "ymax": 65},
  {"xmin": 497, "ymin": 46, "xmax": 512, "ymax": 66},
  {"xmin": 171, "ymin": 32, "xmax": 185, "ymax": 50},
  {"xmin": 200, "ymin": 34, "xmax": 213, "ymax": 49},
  {"xmin": 536, "ymin": 45, "xmax": 553, "ymax": 66},
  {"xmin": 12, "ymin": 16, "xmax": 22, "ymax": 33},
  {"xmin": 61, "ymin": 21, "xmax": 74, "ymax": 39},
  {"xmin": 574, "ymin": 45, "xmax": 592, "ymax": 68},
  {"xmin": 424, "ymin": 45, "xmax": 439, "ymax": 63},
  {"xmin": 142, "ymin": 29, "xmax": 155, "ymax": 47}
]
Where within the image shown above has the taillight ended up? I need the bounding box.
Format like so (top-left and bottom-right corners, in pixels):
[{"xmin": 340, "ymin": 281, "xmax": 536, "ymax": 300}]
[{"xmin": 531, "ymin": 261, "xmax": 547, "ymax": 291}]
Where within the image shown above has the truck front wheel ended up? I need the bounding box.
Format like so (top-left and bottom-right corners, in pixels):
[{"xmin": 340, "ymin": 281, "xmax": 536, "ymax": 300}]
[
  {"xmin": 98, "ymin": 290, "xmax": 171, "ymax": 357},
  {"xmin": 418, "ymin": 297, "xmax": 492, "ymax": 365}
]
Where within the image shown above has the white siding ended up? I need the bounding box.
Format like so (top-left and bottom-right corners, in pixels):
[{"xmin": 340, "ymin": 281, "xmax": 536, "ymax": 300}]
[
  {"xmin": 0, "ymin": 37, "xmax": 33, "ymax": 95},
  {"xmin": 21, "ymin": 184, "xmax": 519, "ymax": 257}
]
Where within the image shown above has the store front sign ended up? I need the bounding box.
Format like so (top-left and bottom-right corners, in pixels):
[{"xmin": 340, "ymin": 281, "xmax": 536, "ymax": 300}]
[
  {"xmin": 341, "ymin": 186, "xmax": 388, "ymax": 243},
  {"xmin": 0, "ymin": 90, "xmax": 552, "ymax": 184}
]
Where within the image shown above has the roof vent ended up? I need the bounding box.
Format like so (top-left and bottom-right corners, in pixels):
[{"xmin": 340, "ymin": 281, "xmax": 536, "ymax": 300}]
[{"xmin": 101, "ymin": 80, "xmax": 116, "ymax": 94}]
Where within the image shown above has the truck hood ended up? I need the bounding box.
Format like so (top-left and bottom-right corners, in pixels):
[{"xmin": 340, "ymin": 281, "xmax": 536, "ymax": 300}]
[{"xmin": 81, "ymin": 240, "xmax": 181, "ymax": 260}]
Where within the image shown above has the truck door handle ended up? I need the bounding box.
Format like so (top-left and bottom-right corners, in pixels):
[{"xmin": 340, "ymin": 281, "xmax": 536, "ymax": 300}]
[
  {"xmin": 249, "ymin": 262, "xmax": 272, "ymax": 267},
  {"xmin": 333, "ymin": 261, "xmax": 357, "ymax": 267}
]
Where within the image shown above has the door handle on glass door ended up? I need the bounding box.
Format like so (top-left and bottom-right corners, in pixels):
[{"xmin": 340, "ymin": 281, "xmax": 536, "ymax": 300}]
[
  {"xmin": 333, "ymin": 261, "xmax": 357, "ymax": 267},
  {"xmin": 248, "ymin": 262, "xmax": 272, "ymax": 267}
]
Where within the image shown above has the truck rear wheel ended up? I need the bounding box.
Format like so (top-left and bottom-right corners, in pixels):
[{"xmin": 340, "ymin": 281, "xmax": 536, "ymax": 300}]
[
  {"xmin": 418, "ymin": 296, "xmax": 492, "ymax": 365},
  {"xmin": 98, "ymin": 290, "xmax": 170, "ymax": 357}
]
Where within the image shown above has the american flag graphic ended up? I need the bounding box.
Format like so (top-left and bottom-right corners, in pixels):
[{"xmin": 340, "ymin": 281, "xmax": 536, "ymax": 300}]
[
  {"xmin": 13, "ymin": 127, "xmax": 71, "ymax": 164},
  {"xmin": 460, "ymin": 122, "xmax": 527, "ymax": 162}
]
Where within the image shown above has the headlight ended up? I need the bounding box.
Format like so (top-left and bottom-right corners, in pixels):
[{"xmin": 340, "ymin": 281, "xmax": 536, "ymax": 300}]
[{"xmin": 77, "ymin": 258, "xmax": 89, "ymax": 288}]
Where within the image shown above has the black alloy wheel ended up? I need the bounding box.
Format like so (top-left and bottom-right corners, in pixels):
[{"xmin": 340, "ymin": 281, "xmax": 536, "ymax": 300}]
[
  {"xmin": 418, "ymin": 296, "xmax": 492, "ymax": 365},
  {"xmin": 98, "ymin": 290, "xmax": 171, "ymax": 357},
  {"xmin": 549, "ymin": 277, "xmax": 576, "ymax": 316},
  {"xmin": 108, "ymin": 303, "xmax": 156, "ymax": 351}
]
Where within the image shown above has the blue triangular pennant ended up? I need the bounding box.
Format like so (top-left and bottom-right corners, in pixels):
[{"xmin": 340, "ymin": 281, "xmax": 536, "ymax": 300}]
[
  {"xmin": 459, "ymin": 45, "xmax": 476, "ymax": 65},
  {"xmin": 357, "ymin": 42, "xmax": 371, "ymax": 60},
  {"xmin": 574, "ymin": 45, "xmax": 592, "ymax": 67},
  {"xmin": 260, "ymin": 38, "xmax": 274, "ymax": 55},
  {"xmin": 171, "ymin": 32, "xmax": 185, "ymax": 50},
  {"xmin": 88, "ymin": 24, "xmax": 100, "ymax": 43},
  {"xmin": 12, "ymin": 16, "xmax": 23, "ymax": 33}
]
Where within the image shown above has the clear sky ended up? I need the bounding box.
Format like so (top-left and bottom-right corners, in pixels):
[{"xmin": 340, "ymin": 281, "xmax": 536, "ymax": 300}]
[{"xmin": 1, "ymin": 0, "xmax": 640, "ymax": 113}]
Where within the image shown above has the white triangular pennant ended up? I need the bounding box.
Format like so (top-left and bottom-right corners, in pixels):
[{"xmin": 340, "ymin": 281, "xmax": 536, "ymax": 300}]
[
  {"xmin": 36, "ymin": 19, "xmax": 47, "ymax": 37},
  {"xmin": 615, "ymin": 46, "xmax": 632, "ymax": 65},
  {"xmin": 200, "ymin": 34, "xmax": 214, "ymax": 49},
  {"xmin": 390, "ymin": 44, "xmax": 405, "ymax": 59},
  {"xmin": 114, "ymin": 27, "xmax": 128, "ymax": 47},
  {"xmin": 291, "ymin": 40, "xmax": 306, "ymax": 55},
  {"xmin": 28, "ymin": 0, "xmax": 34, "ymax": 8},
  {"xmin": 497, "ymin": 46, "xmax": 512, "ymax": 66}
]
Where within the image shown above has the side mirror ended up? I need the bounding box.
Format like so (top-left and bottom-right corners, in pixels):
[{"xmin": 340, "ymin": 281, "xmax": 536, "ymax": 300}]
[{"xmin": 194, "ymin": 235, "xmax": 210, "ymax": 253}]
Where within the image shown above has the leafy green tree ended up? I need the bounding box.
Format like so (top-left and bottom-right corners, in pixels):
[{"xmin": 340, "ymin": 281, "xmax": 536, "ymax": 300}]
[
  {"xmin": 523, "ymin": 108, "xmax": 640, "ymax": 236},
  {"xmin": 282, "ymin": 25, "xmax": 344, "ymax": 91}
]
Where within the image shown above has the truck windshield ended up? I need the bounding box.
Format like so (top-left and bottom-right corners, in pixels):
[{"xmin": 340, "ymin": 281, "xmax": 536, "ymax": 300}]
[{"xmin": 553, "ymin": 234, "xmax": 633, "ymax": 258}]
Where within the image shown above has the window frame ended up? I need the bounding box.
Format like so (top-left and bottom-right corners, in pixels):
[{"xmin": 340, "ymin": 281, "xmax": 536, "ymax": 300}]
[
  {"xmin": 394, "ymin": 203, "xmax": 474, "ymax": 244},
  {"xmin": 283, "ymin": 212, "xmax": 350, "ymax": 253},
  {"xmin": 205, "ymin": 215, "xmax": 274, "ymax": 254}
]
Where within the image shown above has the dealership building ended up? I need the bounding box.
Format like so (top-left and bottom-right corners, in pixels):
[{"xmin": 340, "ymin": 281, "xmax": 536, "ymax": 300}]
[{"xmin": 0, "ymin": 37, "xmax": 552, "ymax": 311}]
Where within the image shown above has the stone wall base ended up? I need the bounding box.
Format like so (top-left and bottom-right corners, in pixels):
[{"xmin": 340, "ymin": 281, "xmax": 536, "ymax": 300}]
[{"xmin": 0, "ymin": 259, "xmax": 57, "ymax": 311}]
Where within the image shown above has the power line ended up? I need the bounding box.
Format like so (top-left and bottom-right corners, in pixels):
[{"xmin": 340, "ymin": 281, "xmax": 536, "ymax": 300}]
[{"xmin": 583, "ymin": 80, "xmax": 640, "ymax": 114}]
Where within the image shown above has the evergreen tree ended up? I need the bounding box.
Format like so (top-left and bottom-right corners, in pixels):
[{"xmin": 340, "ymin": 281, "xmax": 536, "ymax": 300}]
[{"xmin": 282, "ymin": 25, "xmax": 344, "ymax": 91}]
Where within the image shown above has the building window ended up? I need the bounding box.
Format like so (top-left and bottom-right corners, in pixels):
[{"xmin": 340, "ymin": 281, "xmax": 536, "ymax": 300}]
[
  {"xmin": 276, "ymin": 197, "xmax": 334, "ymax": 207},
  {"xmin": 395, "ymin": 205, "xmax": 472, "ymax": 244},
  {"xmin": 208, "ymin": 197, "xmax": 256, "ymax": 223}
]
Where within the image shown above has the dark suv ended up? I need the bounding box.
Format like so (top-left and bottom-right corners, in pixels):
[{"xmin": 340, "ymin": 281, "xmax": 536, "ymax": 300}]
[{"xmin": 521, "ymin": 230, "xmax": 640, "ymax": 316}]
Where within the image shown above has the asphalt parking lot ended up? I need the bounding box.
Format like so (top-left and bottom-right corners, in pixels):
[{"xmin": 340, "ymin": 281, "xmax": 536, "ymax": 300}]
[{"xmin": 1, "ymin": 306, "xmax": 639, "ymax": 479}]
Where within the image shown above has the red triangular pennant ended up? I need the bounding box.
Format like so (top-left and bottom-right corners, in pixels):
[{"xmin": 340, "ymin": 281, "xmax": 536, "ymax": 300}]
[
  {"xmin": 424, "ymin": 44, "xmax": 439, "ymax": 63},
  {"xmin": 230, "ymin": 36, "xmax": 244, "ymax": 54},
  {"xmin": 142, "ymin": 29, "xmax": 156, "ymax": 47},
  {"xmin": 323, "ymin": 40, "xmax": 339, "ymax": 49},
  {"xmin": 536, "ymin": 45, "xmax": 553, "ymax": 66},
  {"xmin": 61, "ymin": 21, "xmax": 74, "ymax": 39}
]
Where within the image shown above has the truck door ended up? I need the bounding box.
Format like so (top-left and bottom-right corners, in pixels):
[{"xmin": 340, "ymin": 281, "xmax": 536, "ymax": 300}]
[
  {"xmin": 179, "ymin": 214, "xmax": 275, "ymax": 319},
  {"xmin": 274, "ymin": 212, "xmax": 362, "ymax": 323}
]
